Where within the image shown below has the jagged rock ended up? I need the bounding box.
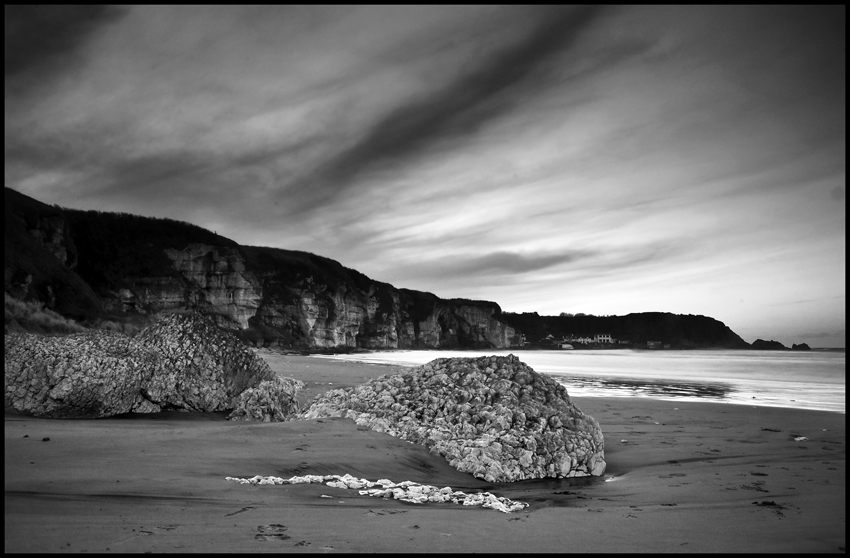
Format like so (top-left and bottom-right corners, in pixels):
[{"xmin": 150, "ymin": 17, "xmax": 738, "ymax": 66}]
[
  {"xmin": 791, "ymin": 343, "xmax": 811, "ymax": 351},
  {"xmin": 302, "ymin": 354, "xmax": 605, "ymax": 482},
  {"xmin": 4, "ymin": 330, "xmax": 162, "ymax": 418},
  {"xmin": 4, "ymin": 313, "xmax": 301, "ymax": 420},
  {"xmin": 136, "ymin": 313, "xmax": 278, "ymax": 412},
  {"xmin": 226, "ymin": 376, "xmax": 304, "ymax": 422}
]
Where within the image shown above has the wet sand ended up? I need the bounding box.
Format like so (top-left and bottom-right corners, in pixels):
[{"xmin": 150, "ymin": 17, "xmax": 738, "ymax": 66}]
[{"xmin": 4, "ymin": 353, "xmax": 846, "ymax": 553}]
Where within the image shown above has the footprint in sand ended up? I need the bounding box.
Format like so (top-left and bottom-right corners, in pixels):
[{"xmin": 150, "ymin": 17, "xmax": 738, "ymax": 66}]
[{"xmin": 255, "ymin": 524, "xmax": 290, "ymax": 541}]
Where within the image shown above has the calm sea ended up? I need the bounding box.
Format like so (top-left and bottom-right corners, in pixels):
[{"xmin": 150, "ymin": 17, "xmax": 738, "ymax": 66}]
[{"xmin": 312, "ymin": 349, "xmax": 846, "ymax": 414}]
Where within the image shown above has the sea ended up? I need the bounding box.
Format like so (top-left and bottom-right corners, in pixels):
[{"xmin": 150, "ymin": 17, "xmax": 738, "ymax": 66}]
[{"xmin": 312, "ymin": 349, "xmax": 846, "ymax": 414}]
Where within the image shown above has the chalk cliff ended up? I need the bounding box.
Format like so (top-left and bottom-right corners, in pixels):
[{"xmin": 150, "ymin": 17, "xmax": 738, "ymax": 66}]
[
  {"xmin": 4, "ymin": 188, "xmax": 520, "ymax": 349},
  {"xmin": 5, "ymin": 187, "xmax": 750, "ymax": 350}
]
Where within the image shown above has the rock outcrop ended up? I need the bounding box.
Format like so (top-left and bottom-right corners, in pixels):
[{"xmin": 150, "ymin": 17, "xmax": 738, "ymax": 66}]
[
  {"xmin": 302, "ymin": 355, "xmax": 605, "ymax": 482},
  {"xmin": 751, "ymin": 339, "xmax": 788, "ymax": 350},
  {"xmin": 4, "ymin": 312, "xmax": 302, "ymax": 420},
  {"xmin": 226, "ymin": 376, "xmax": 304, "ymax": 422},
  {"xmin": 135, "ymin": 312, "xmax": 277, "ymax": 412},
  {"xmin": 5, "ymin": 330, "xmax": 162, "ymax": 418}
]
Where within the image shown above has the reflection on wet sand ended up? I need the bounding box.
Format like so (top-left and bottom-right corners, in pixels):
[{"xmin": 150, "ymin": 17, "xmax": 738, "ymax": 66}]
[{"xmin": 551, "ymin": 374, "xmax": 733, "ymax": 400}]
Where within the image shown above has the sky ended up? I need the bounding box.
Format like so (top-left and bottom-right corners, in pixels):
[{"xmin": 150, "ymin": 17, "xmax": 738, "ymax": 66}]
[{"xmin": 4, "ymin": 5, "xmax": 846, "ymax": 348}]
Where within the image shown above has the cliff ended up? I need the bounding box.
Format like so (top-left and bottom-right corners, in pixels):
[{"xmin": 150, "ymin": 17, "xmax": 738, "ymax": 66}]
[
  {"xmin": 4, "ymin": 188, "xmax": 520, "ymax": 349},
  {"xmin": 4, "ymin": 188, "xmax": 101, "ymax": 321},
  {"xmin": 4, "ymin": 188, "xmax": 750, "ymax": 350}
]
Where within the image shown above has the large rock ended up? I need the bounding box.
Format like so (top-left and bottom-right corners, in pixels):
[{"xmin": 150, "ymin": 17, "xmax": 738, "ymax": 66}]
[
  {"xmin": 4, "ymin": 330, "xmax": 162, "ymax": 418},
  {"xmin": 136, "ymin": 312, "xmax": 278, "ymax": 412},
  {"xmin": 4, "ymin": 313, "xmax": 301, "ymax": 419},
  {"xmin": 226, "ymin": 376, "xmax": 304, "ymax": 422},
  {"xmin": 302, "ymin": 354, "xmax": 606, "ymax": 482}
]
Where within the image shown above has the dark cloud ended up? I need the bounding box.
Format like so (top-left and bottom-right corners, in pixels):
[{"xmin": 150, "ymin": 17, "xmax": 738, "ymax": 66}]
[
  {"xmin": 5, "ymin": 5, "xmax": 125, "ymax": 92},
  {"xmin": 415, "ymin": 250, "xmax": 596, "ymax": 280},
  {"xmin": 281, "ymin": 6, "xmax": 612, "ymax": 215}
]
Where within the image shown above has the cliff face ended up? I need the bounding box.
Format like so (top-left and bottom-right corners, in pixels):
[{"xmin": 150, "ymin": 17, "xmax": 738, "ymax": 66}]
[
  {"xmin": 4, "ymin": 188, "xmax": 747, "ymax": 350},
  {"xmin": 4, "ymin": 188, "xmax": 100, "ymax": 320},
  {"xmin": 4, "ymin": 189, "xmax": 520, "ymax": 349}
]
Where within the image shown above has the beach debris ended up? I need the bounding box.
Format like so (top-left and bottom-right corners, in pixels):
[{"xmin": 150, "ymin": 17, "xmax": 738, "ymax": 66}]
[
  {"xmin": 42, "ymin": 437, "xmax": 50, "ymax": 442},
  {"xmin": 225, "ymin": 473, "xmax": 529, "ymax": 513},
  {"xmin": 794, "ymin": 436, "xmax": 808, "ymax": 442},
  {"xmin": 620, "ymin": 439, "xmax": 628, "ymax": 443},
  {"xmin": 760, "ymin": 427, "xmax": 781, "ymax": 432},
  {"xmin": 301, "ymin": 354, "xmax": 606, "ymax": 482}
]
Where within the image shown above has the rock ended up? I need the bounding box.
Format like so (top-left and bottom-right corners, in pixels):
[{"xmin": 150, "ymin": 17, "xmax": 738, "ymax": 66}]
[
  {"xmin": 791, "ymin": 343, "xmax": 811, "ymax": 351},
  {"xmin": 4, "ymin": 330, "xmax": 162, "ymax": 418},
  {"xmin": 227, "ymin": 377, "xmax": 304, "ymax": 422},
  {"xmin": 302, "ymin": 354, "xmax": 605, "ymax": 482},
  {"xmin": 136, "ymin": 312, "xmax": 279, "ymax": 412},
  {"xmin": 225, "ymin": 474, "xmax": 529, "ymax": 513},
  {"xmin": 4, "ymin": 313, "xmax": 302, "ymax": 420},
  {"xmin": 751, "ymin": 339, "xmax": 787, "ymax": 350}
]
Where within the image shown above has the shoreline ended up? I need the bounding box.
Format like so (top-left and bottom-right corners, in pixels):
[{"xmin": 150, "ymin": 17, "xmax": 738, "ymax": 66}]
[
  {"xmin": 301, "ymin": 349, "xmax": 846, "ymax": 415},
  {"xmin": 5, "ymin": 353, "xmax": 845, "ymax": 553}
]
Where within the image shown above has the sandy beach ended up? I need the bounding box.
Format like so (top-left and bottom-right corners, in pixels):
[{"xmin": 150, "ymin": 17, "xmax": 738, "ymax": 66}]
[{"xmin": 4, "ymin": 353, "xmax": 845, "ymax": 553}]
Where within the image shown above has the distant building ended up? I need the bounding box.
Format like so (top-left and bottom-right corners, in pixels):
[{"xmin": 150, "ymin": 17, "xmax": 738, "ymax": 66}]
[
  {"xmin": 647, "ymin": 341, "xmax": 662, "ymax": 349},
  {"xmin": 593, "ymin": 333, "xmax": 613, "ymax": 344},
  {"xmin": 559, "ymin": 343, "xmax": 574, "ymax": 350}
]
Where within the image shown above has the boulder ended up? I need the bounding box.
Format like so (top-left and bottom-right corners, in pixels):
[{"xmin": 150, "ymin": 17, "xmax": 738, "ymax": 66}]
[
  {"xmin": 227, "ymin": 376, "xmax": 304, "ymax": 422},
  {"xmin": 4, "ymin": 312, "xmax": 302, "ymax": 420},
  {"xmin": 302, "ymin": 354, "xmax": 605, "ymax": 482},
  {"xmin": 136, "ymin": 312, "xmax": 278, "ymax": 412},
  {"xmin": 4, "ymin": 330, "xmax": 161, "ymax": 418}
]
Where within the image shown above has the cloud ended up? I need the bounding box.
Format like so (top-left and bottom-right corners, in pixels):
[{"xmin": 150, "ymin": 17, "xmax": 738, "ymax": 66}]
[
  {"xmin": 5, "ymin": 5, "xmax": 125, "ymax": 90},
  {"xmin": 797, "ymin": 331, "xmax": 843, "ymax": 340},
  {"xmin": 409, "ymin": 250, "xmax": 596, "ymax": 281},
  {"xmin": 277, "ymin": 6, "xmax": 616, "ymax": 216}
]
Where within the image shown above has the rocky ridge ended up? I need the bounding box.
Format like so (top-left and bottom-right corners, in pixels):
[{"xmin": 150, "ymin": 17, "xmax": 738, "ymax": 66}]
[
  {"xmin": 302, "ymin": 355, "xmax": 606, "ymax": 482},
  {"xmin": 4, "ymin": 312, "xmax": 301, "ymax": 420}
]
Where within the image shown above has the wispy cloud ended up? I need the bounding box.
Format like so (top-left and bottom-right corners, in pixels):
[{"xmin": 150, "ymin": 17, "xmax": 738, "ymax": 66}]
[{"xmin": 277, "ymin": 6, "xmax": 619, "ymax": 216}]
